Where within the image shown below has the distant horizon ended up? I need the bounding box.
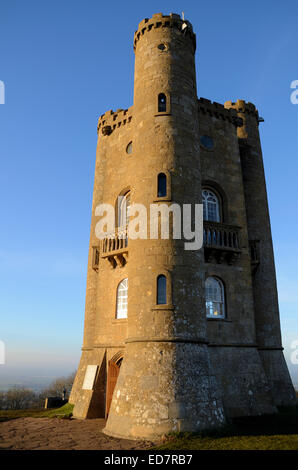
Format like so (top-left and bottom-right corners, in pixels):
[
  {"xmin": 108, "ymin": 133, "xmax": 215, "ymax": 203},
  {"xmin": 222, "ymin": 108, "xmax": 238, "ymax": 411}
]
[
  {"xmin": 0, "ymin": 371, "xmax": 297, "ymax": 394},
  {"xmin": 0, "ymin": 372, "xmax": 77, "ymax": 393}
]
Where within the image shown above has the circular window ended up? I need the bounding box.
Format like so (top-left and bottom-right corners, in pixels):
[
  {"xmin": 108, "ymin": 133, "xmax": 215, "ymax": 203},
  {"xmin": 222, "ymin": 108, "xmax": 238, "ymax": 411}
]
[
  {"xmin": 126, "ymin": 141, "xmax": 132, "ymax": 154},
  {"xmin": 200, "ymin": 135, "xmax": 214, "ymax": 150},
  {"xmin": 158, "ymin": 43, "xmax": 167, "ymax": 51}
]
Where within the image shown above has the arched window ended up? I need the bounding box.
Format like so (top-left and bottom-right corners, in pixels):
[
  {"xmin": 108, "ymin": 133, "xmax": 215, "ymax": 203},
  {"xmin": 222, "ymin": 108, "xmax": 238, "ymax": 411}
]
[
  {"xmin": 118, "ymin": 191, "xmax": 130, "ymax": 227},
  {"xmin": 157, "ymin": 173, "xmax": 167, "ymax": 197},
  {"xmin": 116, "ymin": 278, "xmax": 128, "ymax": 319},
  {"xmin": 202, "ymin": 189, "xmax": 220, "ymax": 222},
  {"xmin": 205, "ymin": 277, "xmax": 225, "ymax": 318},
  {"xmin": 157, "ymin": 275, "xmax": 167, "ymax": 305},
  {"xmin": 158, "ymin": 93, "xmax": 167, "ymax": 113}
]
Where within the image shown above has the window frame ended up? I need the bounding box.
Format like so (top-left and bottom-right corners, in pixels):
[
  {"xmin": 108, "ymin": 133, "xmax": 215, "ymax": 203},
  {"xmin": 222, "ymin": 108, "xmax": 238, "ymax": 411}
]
[
  {"xmin": 154, "ymin": 171, "xmax": 171, "ymax": 202},
  {"xmin": 157, "ymin": 173, "xmax": 167, "ymax": 198},
  {"xmin": 157, "ymin": 274, "xmax": 167, "ymax": 305},
  {"xmin": 116, "ymin": 189, "xmax": 131, "ymax": 229},
  {"xmin": 205, "ymin": 276, "xmax": 226, "ymax": 319},
  {"xmin": 202, "ymin": 188, "xmax": 221, "ymax": 223},
  {"xmin": 155, "ymin": 92, "xmax": 171, "ymax": 116},
  {"xmin": 158, "ymin": 93, "xmax": 167, "ymax": 113},
  {"xmin": 151, "ymin": 271, "xmax": 173, "ymax": 310},
  {"xmin": 116, "ymin": 278, "xmax": 128, "ymax": 319},
  {"xmin": 200, "ymin": 134, "xmax": 215, "ymax": 151}
]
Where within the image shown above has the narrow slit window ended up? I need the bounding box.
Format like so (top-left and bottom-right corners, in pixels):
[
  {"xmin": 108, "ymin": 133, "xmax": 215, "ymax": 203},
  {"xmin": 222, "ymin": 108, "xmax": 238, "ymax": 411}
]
[
  {"xmin": 157, "ymin": 173, "xmax": 167, "ymax": 197},
  {"xmin": 158, "ymin": 93, "xmax": 167, "ymax": 112},
  {"xmin": 157, "ymin": 275, "xmax": 167, "ymax": 305}
]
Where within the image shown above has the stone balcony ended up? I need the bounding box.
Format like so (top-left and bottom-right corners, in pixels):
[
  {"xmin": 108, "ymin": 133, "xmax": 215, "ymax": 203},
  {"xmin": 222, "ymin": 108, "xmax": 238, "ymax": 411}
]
[
  {"xmin": 92, "ymin": 222, "xmax": 242, "ymax": 270},
  {"xmin": 100, "ymin": 226, "xmax": 128, "ymax": 268},
  {"xmin": 203, "ymin": 221, "xmax": 242, "ymax": 265}
]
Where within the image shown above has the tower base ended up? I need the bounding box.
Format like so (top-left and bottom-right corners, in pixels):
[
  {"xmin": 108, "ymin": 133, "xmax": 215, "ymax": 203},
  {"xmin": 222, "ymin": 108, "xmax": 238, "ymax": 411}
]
[
  {"xmin": 103, "ymin": 341, "xmax": 225, "ymax": 440},
  {"xmin": 69, "ymin": 348, "xmax": 106, "ymax": 419},
  {"xmin": 258, "ymin": 349, "xmax": 297, "ymax": 407},
  {"xmin": 209, "ymin": 346, "xmax": 277, "ymax": 418}
]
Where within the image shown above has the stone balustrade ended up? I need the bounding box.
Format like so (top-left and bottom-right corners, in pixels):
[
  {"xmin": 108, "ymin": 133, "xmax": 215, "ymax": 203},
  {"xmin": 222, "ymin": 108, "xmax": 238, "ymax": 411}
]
[
  {"xmin": 100, "ymin": 226, "xmax": 128, "ymax": 268},
  {"xmin": 203, "ymin": 221, "xmax": 242, "ymax": 264}
]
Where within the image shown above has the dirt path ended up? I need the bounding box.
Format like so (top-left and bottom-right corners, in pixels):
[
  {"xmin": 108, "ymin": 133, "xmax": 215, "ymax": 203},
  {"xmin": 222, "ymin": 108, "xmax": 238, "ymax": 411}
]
[{"xmin": 0, "ymin": 418, "xmax": 154, "ymax": 450}]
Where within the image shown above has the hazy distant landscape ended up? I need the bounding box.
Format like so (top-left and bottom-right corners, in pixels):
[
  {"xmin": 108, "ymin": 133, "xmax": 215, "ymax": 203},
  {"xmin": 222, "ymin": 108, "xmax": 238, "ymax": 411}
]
[
  {"xmin": 0, "ymin": 374, "xmax": 297, "ymax": 395},
  {"xmin": 0, "ymin": 376, "xmax": 58, "ymax": 393}
]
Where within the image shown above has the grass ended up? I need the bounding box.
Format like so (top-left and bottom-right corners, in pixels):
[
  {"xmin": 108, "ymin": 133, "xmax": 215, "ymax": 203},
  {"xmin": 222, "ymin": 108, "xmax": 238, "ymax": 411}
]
[
  {"xmin": 155, "ymin": 407, "xmax": 298, "ymax": 450},
  {"xmin": 156, "ymin": 433, "xmax": 298, "ymax": 450},
  {"xmin": 0, "ymin": 403, "xmax": 74, "ymax": 423},
  {"xmin": 1, "ymin": 403, "xmax": 298, "ymax": 450}
]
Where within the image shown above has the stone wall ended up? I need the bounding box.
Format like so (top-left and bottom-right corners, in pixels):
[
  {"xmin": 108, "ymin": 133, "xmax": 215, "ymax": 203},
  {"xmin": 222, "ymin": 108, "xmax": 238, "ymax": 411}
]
[{"xmin": 69, "ymin": 13, "xmax": 296, "ymax": 438}]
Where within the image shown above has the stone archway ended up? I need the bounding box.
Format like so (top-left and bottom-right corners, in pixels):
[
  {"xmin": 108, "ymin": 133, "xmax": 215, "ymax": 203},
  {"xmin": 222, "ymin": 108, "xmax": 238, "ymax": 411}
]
[{"xmin": 105, "ymin": 352, "xmax": 123, "ymax": 417}]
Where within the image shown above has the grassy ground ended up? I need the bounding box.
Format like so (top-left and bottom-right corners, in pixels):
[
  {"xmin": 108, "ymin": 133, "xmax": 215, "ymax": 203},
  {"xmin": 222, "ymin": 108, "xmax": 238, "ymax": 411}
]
[
  {"xmin": 0, "ymin": 403, "xmax": 74, "ymax": 422},
  {"xmin": 1, "ymin": 404, "xmax": 298, "ymax": 449},
  {"xmin": 155, "ymin": 407, "xmax": 298, "ymax": 450}
]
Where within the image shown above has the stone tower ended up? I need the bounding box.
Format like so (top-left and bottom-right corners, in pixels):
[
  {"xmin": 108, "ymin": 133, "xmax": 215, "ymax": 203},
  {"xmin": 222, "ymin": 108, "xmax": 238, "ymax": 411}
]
[{"xmin": 69, "ymin": 13, "xmax": 296, "ymax": 440}]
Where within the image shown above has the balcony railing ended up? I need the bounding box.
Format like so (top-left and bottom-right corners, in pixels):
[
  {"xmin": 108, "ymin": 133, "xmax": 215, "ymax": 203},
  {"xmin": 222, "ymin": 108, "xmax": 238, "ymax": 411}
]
[
  {"xmin": 101, "ymin": 226, "xmax": 128, "ymax": 254},
  {"xmin": 100, "ymin": 226, "xmax": 128, "ymax": 268},
  {"xmin": 93, "ymin": 222, "xmax": 242, "ymax": 270},
  {"xmin": 203, "ymin": 221, "xmax": 241, "ymax": 265}
]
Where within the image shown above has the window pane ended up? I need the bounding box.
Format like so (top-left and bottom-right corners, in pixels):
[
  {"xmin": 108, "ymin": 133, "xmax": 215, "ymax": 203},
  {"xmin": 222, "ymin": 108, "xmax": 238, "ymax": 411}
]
[
  {"xmin": 200, "ymin": 135, "xmax": 214, "ymax": 150},
  {"xmin": 116, "ymin": 278, "xmax": 128, "ymax": 319},
  {"xmin": 158, "ymin": 93, "xmax": 166, "ymax": 112},
  {"xmin": 157, "ymin": 275, "xmax": 167, "ymax": 305},
  {"xmin": 202, "ymin": 189, "xmax": 220, "ymax": 222},
  {"xmin": 205, "ymin": 277, "xmax": 225, "ymax": 318},
  {"xmin": 157, "ymin": 173, "xmax": 167, "ymax": 197},
  {"xmin": 118, "ymin": 192, "xmax": 130, "ymax": 227}
]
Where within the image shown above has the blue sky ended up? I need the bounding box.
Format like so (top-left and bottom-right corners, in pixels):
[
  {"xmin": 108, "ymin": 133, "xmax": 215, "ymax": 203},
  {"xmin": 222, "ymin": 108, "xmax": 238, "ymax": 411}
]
[{"xmin": 0, "ymin": 0, "xmax": 297, "ymax": 385}]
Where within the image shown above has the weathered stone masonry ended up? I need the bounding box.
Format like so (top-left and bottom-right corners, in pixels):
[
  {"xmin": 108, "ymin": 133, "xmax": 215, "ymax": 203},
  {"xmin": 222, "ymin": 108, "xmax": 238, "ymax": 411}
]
[{"xmin": 69, "ymin": 13, "xmax": 296, "ymax": 439}]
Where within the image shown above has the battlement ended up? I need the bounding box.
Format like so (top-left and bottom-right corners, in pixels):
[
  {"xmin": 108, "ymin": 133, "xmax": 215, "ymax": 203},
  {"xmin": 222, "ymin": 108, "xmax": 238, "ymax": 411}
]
[
  {"xmin": 97, "ymin": 106, "xmax": 133, "ymax": 135},
  {"xmin": 72, "ymin": 12, "xmax": 297, "ymax": 437},
  {"xmin": 198, "ymin": 98, "xmax": 243, "ymax": 127},
  {"xmin": 224, "ymin": 100, "xmax": 259, "ymax": 119},
  {"xmin": 133, "ymin": 13, "xmax": 196, "ymax": 52}
]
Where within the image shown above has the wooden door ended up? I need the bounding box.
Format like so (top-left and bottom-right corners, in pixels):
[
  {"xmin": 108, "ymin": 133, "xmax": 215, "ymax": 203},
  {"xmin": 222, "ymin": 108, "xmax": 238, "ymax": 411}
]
[{"xmin": 106, "ymin": 360, "xmax": 120, "ymax": 417}]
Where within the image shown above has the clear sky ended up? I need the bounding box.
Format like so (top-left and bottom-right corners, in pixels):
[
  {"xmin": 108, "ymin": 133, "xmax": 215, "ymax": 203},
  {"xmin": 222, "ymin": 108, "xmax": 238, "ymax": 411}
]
[{"xmin": 0, "ymin": 0, "xmax": 297, "ymax": 385}]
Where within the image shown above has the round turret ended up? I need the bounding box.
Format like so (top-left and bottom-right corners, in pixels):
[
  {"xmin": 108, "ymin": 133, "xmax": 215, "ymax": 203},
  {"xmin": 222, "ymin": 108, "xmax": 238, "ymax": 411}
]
[{"xmin": 103, "ymin": 13, "xmax": 225, "ymax": 439}]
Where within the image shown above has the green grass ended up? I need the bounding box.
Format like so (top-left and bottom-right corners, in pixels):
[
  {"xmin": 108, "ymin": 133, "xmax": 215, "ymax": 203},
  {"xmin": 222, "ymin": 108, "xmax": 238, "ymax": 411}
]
[
  {"xmin": 155, "ymin": 407, "xmax": 298, "ymax": 450},
  {"xmin": 0, "ymin": 403, "xmax": 74, "ymax": 422},
  {"xmin": 156, "ymin": 433, "xmax": 298, "ymax": 450},
  {"xmin": 1, "ymin": 404, "xmax": 298, "ymax": 450}
]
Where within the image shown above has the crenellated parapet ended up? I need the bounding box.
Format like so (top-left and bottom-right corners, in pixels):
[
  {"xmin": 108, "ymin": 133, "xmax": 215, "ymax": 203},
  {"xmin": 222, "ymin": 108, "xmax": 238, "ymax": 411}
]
[
  {"xmin": 97, "ymin": 106, "xmax": 133, "ymax": 136},
  {"xmin": 133, "ymin": 13, "xmax": 196, "ymax": 52},
  {"xmin": 224, "ymin": 99, "xmax": 260, "ymax": 120},
  {"xmin": 198, "ymin": 98, "xmax": 243, "ymax": 127},
  {"xmin": 224, "ymin": 100, "xmax": 261, "ymax": 140},
  {"xmin": 71, "ymin": 11, "xmax": 297, "ymax": 435}
]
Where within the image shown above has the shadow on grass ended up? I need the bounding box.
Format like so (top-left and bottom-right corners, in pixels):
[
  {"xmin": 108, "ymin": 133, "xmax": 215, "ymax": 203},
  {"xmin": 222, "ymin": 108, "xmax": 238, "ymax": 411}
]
[
  {"xmin": 224, "ymin": 406, "xmax": 298, "ymax": 438},
  {"xmin": 153, "ymin": 407, "xmax": 298, "ymax": 450},
  {"xmin": 163, "ymin": 406, "xmax": 298, "ymax": 442}
]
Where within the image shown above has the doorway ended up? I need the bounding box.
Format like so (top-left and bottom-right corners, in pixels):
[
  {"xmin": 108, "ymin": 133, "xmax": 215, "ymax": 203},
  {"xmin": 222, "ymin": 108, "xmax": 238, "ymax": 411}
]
[{"xmin": 105, "ymin": 357, "xmax": 122, "ymax": 417}]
